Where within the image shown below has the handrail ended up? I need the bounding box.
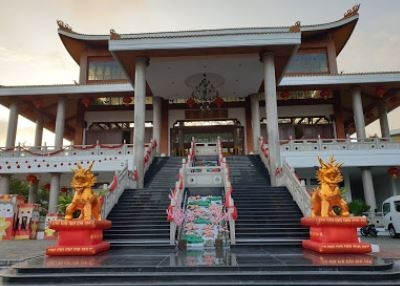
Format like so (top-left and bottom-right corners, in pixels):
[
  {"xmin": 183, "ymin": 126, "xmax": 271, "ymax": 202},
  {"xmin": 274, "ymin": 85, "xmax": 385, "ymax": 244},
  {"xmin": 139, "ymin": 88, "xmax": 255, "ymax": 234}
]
[
  {"xmin": 259, "ymin": 136, "xmax": 311, "ymax": 216},
  {"xmin": 217, "ymin": 138, "xmax": 236, "ymax": 245},
  {"xmin": 0, "ymin": 142, "xmax": 135, "ymax": 158},
  {"xmin": 279, "ymin": 137, "xmax": 399, "ymax": 152},
  {"xmin": 276, "ymin": 161, "xmax": 311, "ymax": 216},
  {"xmin": 167, "ymin": 138, "xmax": 193, "ymax": 245},
  {"xmin": 101, "ymin": 163, "xmax": 130, "ymax": 219},
  {"xmin": 102, "ymin": 139, "xmax": 156, "ymax": 218}
]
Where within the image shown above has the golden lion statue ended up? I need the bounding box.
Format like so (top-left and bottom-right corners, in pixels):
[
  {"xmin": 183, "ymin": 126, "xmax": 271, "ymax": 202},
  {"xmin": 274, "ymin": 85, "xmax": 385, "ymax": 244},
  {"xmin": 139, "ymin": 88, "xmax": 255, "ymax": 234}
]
[
  {"xmin": 65, "ymin": 162, "xmax": 102, "ymax": 221},
  {"xmin": 311, "ymin": 156, "xmax": 349, "ymax": 217}
]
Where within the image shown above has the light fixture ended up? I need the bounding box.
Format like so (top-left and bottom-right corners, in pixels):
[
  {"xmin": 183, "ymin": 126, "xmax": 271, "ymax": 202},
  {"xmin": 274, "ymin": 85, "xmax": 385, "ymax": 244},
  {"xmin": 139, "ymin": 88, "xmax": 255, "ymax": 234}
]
[{"xmin": 186, "ymin": 73, "xmax": 224, "ymax": 110}]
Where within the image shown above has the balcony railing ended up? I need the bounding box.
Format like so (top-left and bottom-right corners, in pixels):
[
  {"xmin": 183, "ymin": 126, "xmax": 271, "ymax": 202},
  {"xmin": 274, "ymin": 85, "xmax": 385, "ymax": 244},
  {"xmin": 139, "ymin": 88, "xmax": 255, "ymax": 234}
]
[{"xmin": 279, "ymin": 137, "xmax": 399, "ymax": 152}]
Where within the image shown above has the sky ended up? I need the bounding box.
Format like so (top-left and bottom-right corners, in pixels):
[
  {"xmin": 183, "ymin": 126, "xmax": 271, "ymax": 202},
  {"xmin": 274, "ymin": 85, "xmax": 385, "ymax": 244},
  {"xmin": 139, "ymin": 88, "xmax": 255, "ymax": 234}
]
[{"xmin": 0, "ymin": 0, "xmax": 399, "ymax": 145}]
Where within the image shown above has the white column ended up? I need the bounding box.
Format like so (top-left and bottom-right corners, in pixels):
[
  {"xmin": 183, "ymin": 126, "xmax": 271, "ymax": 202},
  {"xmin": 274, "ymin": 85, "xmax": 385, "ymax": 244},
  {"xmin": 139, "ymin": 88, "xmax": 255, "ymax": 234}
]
[
  {"xmin": 360, "ymin": 167, "xmax": 377, "ymax": 212},
  {"xmin": 54, "ymin": 97, "xmax": 66, "ymax": 148},
  {"xmin": 48, "ymin": 174, "xmax": 61, "ymax": 214},
  {"xmin": 0, "ymin": 175, "xmax": 10, "ymax": 195},
  {"xmin": 262, "ymin": 52, "xmax": 280, "ymax": 186},
  {"xmin": 378, "ymin": 100, "xmax": 390, "ymax": 138},
  {"xmin": 343, "ymin": 172, "xmax": 352, "ymax": 202},
  {"xmin": 34, "ymin": 117, "xmax": 44, "ymax": 147},
  {"xmin": 134, "ymin": 57, "xmax": 147, "ymax": 188},
  {"xmin": 392, "ymin": 178, "xmax": 399, "ymax": 196},
  {"xmin": 352, "ymin": 88, "xmax": 366, "ymax": 140},
  {"xmin": 250, "ymin": 94, "xmax": 261, "ymax": 153},
  {"xmin": 28, "ymin": 182, "xmax": 38, "ymax": 204},
  {"xmin": 6, "ymin": 102, "xmax": 19, "ymax": 148},
  {"xmin": 2, "ymin": 102, "xmax": 18, "ymax": 195},
  {"xmin": 152, "ymin": 96, "xmax": 162, "ymax": 153}
]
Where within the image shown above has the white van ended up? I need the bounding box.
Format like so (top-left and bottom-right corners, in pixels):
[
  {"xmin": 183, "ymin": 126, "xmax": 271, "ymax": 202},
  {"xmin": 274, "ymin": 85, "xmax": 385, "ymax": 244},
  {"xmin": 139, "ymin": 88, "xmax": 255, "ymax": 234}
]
[{"xmin": 382, "ymin": 195, "xmax": 400, "ymax": 238}]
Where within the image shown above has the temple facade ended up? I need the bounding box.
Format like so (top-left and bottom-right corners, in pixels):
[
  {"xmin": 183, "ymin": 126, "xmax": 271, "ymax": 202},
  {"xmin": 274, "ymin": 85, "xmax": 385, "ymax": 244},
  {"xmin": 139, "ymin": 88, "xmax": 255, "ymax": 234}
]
[{"xmin": 0, "ymin": 5, "xmax": 399, "ymax": 215}]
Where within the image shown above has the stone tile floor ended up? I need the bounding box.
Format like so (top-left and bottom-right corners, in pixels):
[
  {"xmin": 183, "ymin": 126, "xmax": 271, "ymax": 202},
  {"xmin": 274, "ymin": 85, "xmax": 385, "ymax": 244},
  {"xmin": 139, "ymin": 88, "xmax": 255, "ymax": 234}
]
[{"xmin": 0, "ymin": 235, "xmax": 399, "ymax": 275}]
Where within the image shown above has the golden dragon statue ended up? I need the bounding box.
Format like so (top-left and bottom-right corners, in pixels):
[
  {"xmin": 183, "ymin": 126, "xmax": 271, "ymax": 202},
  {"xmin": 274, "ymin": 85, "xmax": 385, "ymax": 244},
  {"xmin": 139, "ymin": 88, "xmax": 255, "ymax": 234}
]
[
  {"xmin": 65, "ymin": 162, "xmax": 102, "ymax": 221},
  {"xmin": 311, "ymin": 156, "xmax": 349, "ymax": 217}
]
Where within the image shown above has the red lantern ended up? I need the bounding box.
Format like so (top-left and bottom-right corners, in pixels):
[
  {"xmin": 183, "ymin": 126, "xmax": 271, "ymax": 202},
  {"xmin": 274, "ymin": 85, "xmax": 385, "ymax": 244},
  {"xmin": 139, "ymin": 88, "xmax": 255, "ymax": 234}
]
[
  {"xmin": 60, "ymin": 187, "xmax": 68, "ymax": 193},
  {"xmin": 319, "ymin": 90, "xmax": 330, "ymax": 100},
  {"xmin": 388, "ymin": 167, "xmax": 400, "ymax": 179},
  {"xmin": 213, "ymin": 96, "xmax": 224, "ymax": 108},
  {"xmin": 186, "ymin": 97, "xmax": 196, "ymax": 109},
  {"xmin": 26, "ymin": 174, "xmax": 38, "ymax": 185},
  {"xmin": 81, "ymin": 97, "xmax": 93, "ymax": 108},
  {"xmin": 280, "ymin": 91, "xmax": 290, "ymax": 100},
  {"xmin": 43, "ymin": 183, "xmax": 50, "ymax": 192},
  {"xmin": 33, "ymin": 99, "xmax": 44, "ymax": 109},
  {"xmin": 376, "ymin": 87, "xmax": 386, "ymax": 98},
  {"xmin": 122, "ymin": 96, "xmax": 132, "ymax": 106}
]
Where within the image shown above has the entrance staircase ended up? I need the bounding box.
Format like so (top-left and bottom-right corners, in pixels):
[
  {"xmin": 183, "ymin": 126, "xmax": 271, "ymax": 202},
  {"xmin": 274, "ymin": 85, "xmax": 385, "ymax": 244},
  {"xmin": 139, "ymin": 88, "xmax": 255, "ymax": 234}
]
[
  {"xmin": 103, "ymin": 157, "xmax": 182, "ymax": 247},
  {"xmin": 227, "ymin": 155, "xmax": 308, "ymax": 246},
  {"xmin": 3, "ymin": 155, "xmax": 400, "ymax": 285}
]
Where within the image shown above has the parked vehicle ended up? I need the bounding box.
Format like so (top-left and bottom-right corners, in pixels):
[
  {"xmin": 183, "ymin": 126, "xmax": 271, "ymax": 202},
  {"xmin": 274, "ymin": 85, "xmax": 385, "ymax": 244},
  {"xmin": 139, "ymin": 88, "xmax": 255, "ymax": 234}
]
[{"xmin": 382, "ymin": 195, "xmax": 400, "ymax": 238}]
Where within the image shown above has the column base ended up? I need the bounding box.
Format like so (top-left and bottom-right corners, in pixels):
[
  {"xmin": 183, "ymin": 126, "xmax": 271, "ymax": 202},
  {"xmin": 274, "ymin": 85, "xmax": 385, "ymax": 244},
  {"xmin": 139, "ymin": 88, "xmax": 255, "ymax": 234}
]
[
  {"xmin": 301, "ymin": 216, "xmax": 371, "ymax": 254},
  {"xmin": 46, "ymin": 220, "xmax": 112, "ymax": 256}
]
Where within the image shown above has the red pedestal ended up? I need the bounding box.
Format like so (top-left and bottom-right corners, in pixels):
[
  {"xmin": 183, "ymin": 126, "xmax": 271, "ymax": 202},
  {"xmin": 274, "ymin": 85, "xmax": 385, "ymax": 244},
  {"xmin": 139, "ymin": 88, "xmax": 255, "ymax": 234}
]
[
  {"xmin": 301, "ymin": 216, "xmax": 371, "ymax": 254},
  {"xmin": 46, "ymin": 220, "xmax": 112, "ymax": 256}
]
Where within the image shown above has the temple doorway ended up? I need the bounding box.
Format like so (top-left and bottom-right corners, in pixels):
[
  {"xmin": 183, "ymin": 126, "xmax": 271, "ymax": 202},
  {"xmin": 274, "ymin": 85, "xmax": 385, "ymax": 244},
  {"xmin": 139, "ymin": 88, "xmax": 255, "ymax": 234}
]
[{"xmin": 170, "ymin": 119, "xmax": 244, "ymax": 156}]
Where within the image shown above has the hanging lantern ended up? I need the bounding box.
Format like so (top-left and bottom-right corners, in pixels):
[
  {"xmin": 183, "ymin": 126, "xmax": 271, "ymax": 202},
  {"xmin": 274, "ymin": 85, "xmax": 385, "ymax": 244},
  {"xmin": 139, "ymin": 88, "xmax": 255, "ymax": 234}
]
[
  {"xmin": 81, "ymin": 97, "xmax": 93, "ymax": 108},
  {"xmin": 60, "ymin": 187, "xmax": 68, "ymax": 193},
  {"xmin": 43, "ymin": 183, "xmax": 50, "ymax": 192},
  {"xmin": 280, "ymin": 90, "xmax": 290, "ymax": 100},
  {"xmin": 376, "ymin": 87, "xmax": 386, "ymax": 98},
  {"xmin": 319, "ymin": 90, "xmax": 330, "ymax": 100},
  {"xmin": 213, "ymin": 96, "xmax": 224, "ymax": 108},
  {"xmin": 186, "ymin": 97, "xmax": 196, "ymax": 109},
  {"xmin": 26, "ymin": 174, "xmax": 38, "ymax": 185},
  {"xmin": 388, "ymin": 167, "xmax": 400, "ymax": 179},
  {"xmin": 122, "ymin": 96, "xmax": 132, "ymax": 106},
  {"xmin": 33, "ymin": 99, "xmax": 44, "ymax": 109}
]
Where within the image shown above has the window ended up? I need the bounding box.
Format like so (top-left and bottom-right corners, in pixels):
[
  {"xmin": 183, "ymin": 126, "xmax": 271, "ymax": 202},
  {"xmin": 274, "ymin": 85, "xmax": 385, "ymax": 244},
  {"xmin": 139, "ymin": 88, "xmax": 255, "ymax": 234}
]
[
  {"xmin": 87, "ymin": 59, "xmax": 127, "ymax": 81},
  {"xmin": 286, "ymin": 50, "xmax": 329, "ymax": 74},
  {"xmin": 383, "ymin": 203, "xmax": 390, "ymax": 215},
  {"xmin": 395, "ymin": 201, "xmax": 400, "ymax": 212}
]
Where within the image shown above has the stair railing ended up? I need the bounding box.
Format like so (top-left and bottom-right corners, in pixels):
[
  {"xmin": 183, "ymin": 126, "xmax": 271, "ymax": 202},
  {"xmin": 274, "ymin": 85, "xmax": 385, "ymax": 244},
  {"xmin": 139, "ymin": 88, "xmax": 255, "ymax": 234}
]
[
  {"xmin": 167, "ymin": 158, "xmax": 187, "ymax": 245},
  {"xmin": 218, "ymin": 138, "xmax": 236, "ymax": 245},
  {"xmin": 258, "ymin": 136, "xmax": 311, "ymax": 216},
  {"xmin": 101, "ymin": 162, "xmax": 130, "ymax": 219},
  {"xmin": 131, "ymin": 139, "xmax": 157, "ymax": 187},
  {"xmin": 186, "ymin": 138, "xmax": 196, "ymax": 168},
  {"xmin": 258, "ymin": 136, "xmax": 270, "ymax": 173},
  {"xmin": 276, "ymin": 161, "xmax": 311, "ymax": 216}
]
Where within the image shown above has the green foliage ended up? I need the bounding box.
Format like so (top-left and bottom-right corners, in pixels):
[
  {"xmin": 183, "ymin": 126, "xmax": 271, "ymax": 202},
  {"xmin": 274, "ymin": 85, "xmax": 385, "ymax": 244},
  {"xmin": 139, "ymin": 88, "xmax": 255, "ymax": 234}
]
[
  {"xmin": 57, "ymin": 194, "xmax": 80, "ymax": 218},
  {"xmin": 57, "ymin": 194, "xmax": 72, "ymax": 216},
  {"xmin": 348, "ymin": 199, "xmax": 370, "ymax": 216},
  {"xmin": 9, "ymin": 177, "xmax": 29, "ymax": 199}
]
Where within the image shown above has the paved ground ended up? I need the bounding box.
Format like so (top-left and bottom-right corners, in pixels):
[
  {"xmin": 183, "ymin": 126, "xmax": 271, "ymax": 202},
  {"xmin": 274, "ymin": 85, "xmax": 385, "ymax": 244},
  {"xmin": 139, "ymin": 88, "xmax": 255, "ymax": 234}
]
[
  {"xmin": 0, "ymin": 235, "xmax": 399, "ymax": 264},
  {"xmin": 0, "ymin": 240, "xmax": 53, "ymax": 267}
]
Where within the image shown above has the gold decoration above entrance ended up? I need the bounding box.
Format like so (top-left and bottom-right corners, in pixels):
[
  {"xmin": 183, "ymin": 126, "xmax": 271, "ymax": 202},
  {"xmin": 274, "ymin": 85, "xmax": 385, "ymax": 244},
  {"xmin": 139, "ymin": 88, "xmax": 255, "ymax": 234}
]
[{"xmin": 185, "ymin": 109, "xmax": 228, "ymax": 120}]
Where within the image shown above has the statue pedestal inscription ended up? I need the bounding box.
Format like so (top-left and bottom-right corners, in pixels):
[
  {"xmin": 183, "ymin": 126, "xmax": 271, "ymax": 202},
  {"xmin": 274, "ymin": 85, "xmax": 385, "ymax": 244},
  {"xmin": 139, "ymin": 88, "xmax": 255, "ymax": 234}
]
[
  {"xmin": 301, "ymin": 217, "xmax": 371, "ymax": 254},
  {"xmin": 46, "ymin": 220, "xmax": 111, "ymax": 256}
]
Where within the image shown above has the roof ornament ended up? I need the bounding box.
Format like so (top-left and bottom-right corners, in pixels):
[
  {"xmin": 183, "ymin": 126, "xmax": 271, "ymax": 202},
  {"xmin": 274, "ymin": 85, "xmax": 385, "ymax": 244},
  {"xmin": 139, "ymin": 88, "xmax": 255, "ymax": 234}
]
[
  {"xmin": 56, "ymin": 20, "xmax": 73, "ymax": 33},
  {"xmin": 344, "ymin": 4, "xmax": 360, "ymax": 18},
  {"xmin": 110, "ymin": 29, "xmax": 121, "ymax": 40},
  {"xmin": 289, "ymin": 21, "xmax": 301, "ymax": 33}
]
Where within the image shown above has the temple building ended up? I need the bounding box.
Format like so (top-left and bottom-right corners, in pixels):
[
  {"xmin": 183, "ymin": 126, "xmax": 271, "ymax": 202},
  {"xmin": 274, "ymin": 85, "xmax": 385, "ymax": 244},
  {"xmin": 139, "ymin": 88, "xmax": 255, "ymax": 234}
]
[{"xmin": 0, "ymin": 4, "xmax": 399, "ymax": 216}]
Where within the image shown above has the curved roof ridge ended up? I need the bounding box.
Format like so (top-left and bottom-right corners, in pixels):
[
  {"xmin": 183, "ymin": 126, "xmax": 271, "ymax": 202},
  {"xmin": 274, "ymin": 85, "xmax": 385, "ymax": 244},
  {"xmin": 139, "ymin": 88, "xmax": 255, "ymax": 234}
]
[{"xmin": 57, "ymin": 14, "xmax": 358, "ymax": 40}]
